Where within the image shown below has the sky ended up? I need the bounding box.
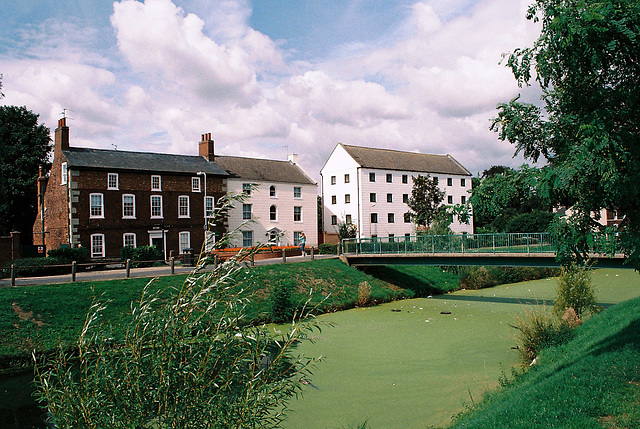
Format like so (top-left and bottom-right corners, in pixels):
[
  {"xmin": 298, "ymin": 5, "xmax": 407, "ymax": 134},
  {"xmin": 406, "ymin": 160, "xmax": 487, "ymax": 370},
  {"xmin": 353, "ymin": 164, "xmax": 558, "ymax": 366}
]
[{"xmin": 1, "ymin": 0, "xmax": 543, "ymax": 182}]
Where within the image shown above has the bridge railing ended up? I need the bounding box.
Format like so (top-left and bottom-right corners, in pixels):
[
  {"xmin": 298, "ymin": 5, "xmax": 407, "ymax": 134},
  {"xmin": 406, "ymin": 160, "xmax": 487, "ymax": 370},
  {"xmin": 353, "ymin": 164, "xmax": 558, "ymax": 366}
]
[{"xmin": 342, "ymin": 232, "xmax": 556, "ymax": 255}]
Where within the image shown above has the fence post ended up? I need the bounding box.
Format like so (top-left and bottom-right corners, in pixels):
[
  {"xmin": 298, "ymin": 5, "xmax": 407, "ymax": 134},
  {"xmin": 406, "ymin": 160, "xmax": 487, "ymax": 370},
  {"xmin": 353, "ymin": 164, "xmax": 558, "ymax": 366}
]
[
  {"xmin": 527, "ymin": 235, "xmax": 530, "ymax": 254},
  {"xmin": 11, "ymin": 264, "xmax": 15, "ymax": 287},
  {"xmin": 214, "ymin": 254, "xmax": 218, "ymax": 270},
  {"xmin": 282, "ymin": 248, "xmax": 287, "ymax": 263},
  {"xmin": 72, "ymin": 261, "xmax": 77, "ymax": 282},
  {"xmin": 170, "ymin": 257, "xmax": 175, "ymax": 274},
  {"xmin": 338, "ymin": 242, "xmax": 342, "ymax": 255},
  {"xmin": 125, "ymin": 259, "xmax": 131, "ymax": 278},
  {"xmin": 311, "ymin": 247, "xmax": 315, "ymax": 260},
  {"xmin": 251, "ymin": 253, "xmax": 255, "ymax": 267}
]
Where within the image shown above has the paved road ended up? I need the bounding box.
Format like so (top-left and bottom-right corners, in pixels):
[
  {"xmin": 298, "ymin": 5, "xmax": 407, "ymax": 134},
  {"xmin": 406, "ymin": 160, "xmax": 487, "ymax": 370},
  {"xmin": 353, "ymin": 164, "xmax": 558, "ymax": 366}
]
[{"xmin": 1, "ymin": 254, "xmax": 336, "ymax": 287}]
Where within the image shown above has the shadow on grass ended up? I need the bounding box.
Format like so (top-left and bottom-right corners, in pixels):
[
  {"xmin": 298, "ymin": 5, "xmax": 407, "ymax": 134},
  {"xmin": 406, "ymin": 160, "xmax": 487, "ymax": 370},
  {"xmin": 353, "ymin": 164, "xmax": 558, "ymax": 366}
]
[{"xmin": 589, "ymin": 319, "xmax": 640, "ymax": 356}]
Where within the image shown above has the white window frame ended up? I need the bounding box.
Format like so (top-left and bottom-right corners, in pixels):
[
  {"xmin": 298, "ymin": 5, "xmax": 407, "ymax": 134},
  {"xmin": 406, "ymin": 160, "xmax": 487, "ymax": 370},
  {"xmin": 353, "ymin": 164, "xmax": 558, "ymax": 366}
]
[
  {"xmin": 90, "ymin": 193, "xmax": 104, "ymax": 219},
  {"xmin": 293, "ymin": 206, "xmax": 302, "ymax": 222},
  {"xmin": 269, "ymin": 185, "xmax": 277, "ymax": 198},
  {"xmin": 61, "ymin": 162, "xmax": 68, "ymax": 185},
  {"xmin": 293, "ymin": 231, "xmax": 303, "ymax": 246},
  {"xmin": 294, "ymin": 187, "xmax": 302, "ymax": 199},
  {"xmin": 205, "ymin": 196, "xmax": 214, "ymax": 218},
  {"xmin": 270, "ymin": 205, "xmax": 278, "ymax": 222},
  {"xmin": 151, "ymin": 175, "xmax": 162, "ymax": 191},
  {"xmin": 108, "ymin": 173, "xmax": 119, "ymax": 190},
  {"xmin": 123, "ymin": 233, "xmax": 136, "ymax": 248},
  {"xmin": 242, "ymin": 230, "xmax": 253, "ymax": 247},
  {"xmin": 345, "ymin": 214, "xmax": 352, "ymax": 224},
  {"xmin": 122, "ymin": 194, "xmax": 136, "ymax": 219},
  {"xmin": 151, "ymin": 195, "xmax": 163, "ymax": 219},
  {"xmin": 242, "ymin": 203, "xmax": 252, "ymax": 220},
  {"xmin": 179, "ymin": 231, "xmax": 191, "ymax": 254},
  {"xmin": 91, "ymin": 234, "xmax": 105, "ymax": 258},
  {"xmin": 331, "ymin": 215, "xmax": 337, "ymax": 225},
  {"xmin": 178, "ymin": 195, "xmax": 190, "ymax": 218},
  {"xmin": 192, "ymin": 177, "xmax": 201, "ymax": 193},
  {"xmin": 242, "ymin": 183, "xmax": 252, "ymax": 195}
]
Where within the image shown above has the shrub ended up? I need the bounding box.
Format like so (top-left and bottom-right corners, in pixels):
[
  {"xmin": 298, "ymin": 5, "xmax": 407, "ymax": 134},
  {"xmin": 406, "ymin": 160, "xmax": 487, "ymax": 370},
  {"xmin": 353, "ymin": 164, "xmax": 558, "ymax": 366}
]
[
  {"xmin": 1, "ymin": 257, "xmax": 68, "ymax": 278},
  {"xmin": 554, "ymin": 263, "xmax": 601, "ymax": 319},
  {"xmin": 120, "ymin": 246, "xmax": 164, "ymax": 267},
  {"xmin": 319, "ymin": 243, "xmax": 338, "ymax": 254},
  {"xmin": 458, "ymin": 266, "xmax": 560, "ymax": 290},
  {"xmin": 357, "ymin": 281, "xmax": 372, "ymax": 307},
  {"xmin": 505, "ymin": 210, "xmax": 555, "ymax": 233},
  {"xmin": 512, "ymin": 308, "xmax": 573, "ymax": 364},
  {"xmin": 47, "ymin": 247, "xmax": 90, "ymax": 263},
  {"xmin": 269, "ymin": 280, "xmax": 295, "ymax": 323}
]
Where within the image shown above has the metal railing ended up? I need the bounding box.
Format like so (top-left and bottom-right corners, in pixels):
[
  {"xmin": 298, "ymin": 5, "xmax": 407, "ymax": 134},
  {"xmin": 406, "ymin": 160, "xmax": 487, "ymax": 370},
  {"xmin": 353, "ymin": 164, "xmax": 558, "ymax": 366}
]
[{"xmin": 342, "ymin": 233, "xmax": 555, "ymax": 255}]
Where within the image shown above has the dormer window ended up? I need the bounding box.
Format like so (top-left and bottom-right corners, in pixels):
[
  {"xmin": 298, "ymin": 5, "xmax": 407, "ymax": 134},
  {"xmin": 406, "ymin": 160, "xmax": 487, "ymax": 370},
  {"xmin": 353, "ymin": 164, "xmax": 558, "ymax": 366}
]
[{"xmin": 270, "ymin": 185, "xmax": 277, "ymax": 197}]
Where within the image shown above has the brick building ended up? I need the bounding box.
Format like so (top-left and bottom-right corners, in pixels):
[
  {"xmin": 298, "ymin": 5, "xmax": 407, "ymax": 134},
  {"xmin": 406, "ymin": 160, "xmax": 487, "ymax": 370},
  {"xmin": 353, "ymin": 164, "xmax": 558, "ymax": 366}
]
[{"xmin": 33, "ymin": 119, "xmax": 228, "ymax": 259}]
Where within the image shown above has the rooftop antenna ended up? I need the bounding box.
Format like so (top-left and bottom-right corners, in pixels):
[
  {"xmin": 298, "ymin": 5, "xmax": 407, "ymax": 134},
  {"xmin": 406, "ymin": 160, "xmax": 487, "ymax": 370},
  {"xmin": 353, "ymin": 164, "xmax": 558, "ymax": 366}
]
[
  {"xmin": 60, "ymin": 108, "xmax": 74, "ymax": 120},
  {"xmin": 282, "ymin": 143, "xmax": 289, "ymax": 158}
]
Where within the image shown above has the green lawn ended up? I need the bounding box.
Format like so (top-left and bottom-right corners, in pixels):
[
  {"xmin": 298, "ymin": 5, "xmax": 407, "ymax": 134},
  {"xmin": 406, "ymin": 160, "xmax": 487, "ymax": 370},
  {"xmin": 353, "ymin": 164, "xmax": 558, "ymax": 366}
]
[{"xmin": 282, "ymin": 269, "xmax": 640, "ymax": 429}]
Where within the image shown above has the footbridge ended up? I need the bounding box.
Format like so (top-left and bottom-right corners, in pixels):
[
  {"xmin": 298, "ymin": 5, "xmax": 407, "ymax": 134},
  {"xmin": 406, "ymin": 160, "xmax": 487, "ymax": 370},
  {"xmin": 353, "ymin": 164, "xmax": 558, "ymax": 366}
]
[{"xmin": 339, "ymin": 233, "xmax": 630, "ymax": 269}]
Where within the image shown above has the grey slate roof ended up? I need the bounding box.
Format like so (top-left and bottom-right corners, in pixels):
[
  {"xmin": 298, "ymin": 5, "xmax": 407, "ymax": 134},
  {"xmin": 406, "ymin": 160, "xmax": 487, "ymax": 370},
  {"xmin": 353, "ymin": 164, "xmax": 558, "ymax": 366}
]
[
  {"xmin": 63, "ymin": 147, "xmax": 228, "ymax": 176},
  {"xmin": 340, "ymin": 144, "xmax": 471, "ymax": 176},
  {"xmin": 214, "ymin": 155, "xmax": 316, "ymax": 185}
]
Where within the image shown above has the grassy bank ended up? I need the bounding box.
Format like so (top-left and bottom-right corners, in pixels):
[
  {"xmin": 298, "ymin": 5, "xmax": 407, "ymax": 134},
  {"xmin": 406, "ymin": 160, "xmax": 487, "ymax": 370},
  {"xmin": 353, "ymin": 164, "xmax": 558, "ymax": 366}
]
[
  {"xmin": 450, "ymin": 294, "xmax": 640, "ymax": 428},
  {"xmin": 0, "ymin": 259, "xmax": 410, "ymax": 372}
]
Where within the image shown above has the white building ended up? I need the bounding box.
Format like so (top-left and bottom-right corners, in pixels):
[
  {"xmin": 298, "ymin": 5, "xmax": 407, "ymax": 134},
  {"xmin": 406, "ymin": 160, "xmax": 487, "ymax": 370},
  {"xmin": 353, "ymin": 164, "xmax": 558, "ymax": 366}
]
[
  {"xmin": 320, "ymin": 143, "xmax": 473, "ymax": 241},
  {"xmin": 215, "ymin": 154, "xmax": 318, "ymax": 248}
]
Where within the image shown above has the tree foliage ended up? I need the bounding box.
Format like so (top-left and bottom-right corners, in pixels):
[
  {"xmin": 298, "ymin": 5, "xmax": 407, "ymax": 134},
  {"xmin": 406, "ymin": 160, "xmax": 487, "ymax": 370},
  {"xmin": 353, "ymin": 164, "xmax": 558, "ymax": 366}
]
[
  {"xmin": 491, "ymin": 0, "xmax": 640, "ymax": 266},
  {"xmin": 0, "ymin": 106, "xmax": 51, "ymax": 241},
  {"xmin": 469, "ymin": 165, "xmax": 552, "ymax": 232},
  {"xmin": 407, "ymin": 174, "xmax": 445, "ymax": 228}
]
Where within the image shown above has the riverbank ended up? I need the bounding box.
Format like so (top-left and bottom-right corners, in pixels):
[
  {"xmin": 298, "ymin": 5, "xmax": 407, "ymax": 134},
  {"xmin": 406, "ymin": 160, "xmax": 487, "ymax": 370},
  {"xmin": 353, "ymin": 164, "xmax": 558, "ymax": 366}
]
[{"xmin": 282, "ymin": 268, "xmax": 640, "ymax": 428}]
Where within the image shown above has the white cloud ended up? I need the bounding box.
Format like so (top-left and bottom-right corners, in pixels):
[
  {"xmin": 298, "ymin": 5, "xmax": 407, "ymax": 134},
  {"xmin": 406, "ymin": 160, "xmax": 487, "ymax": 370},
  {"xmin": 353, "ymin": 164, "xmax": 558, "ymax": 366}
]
[
  {"xmin": 0, "ymin": 0, "xmax": 544, "ymax": 183},
  {"xmin": 111, "ymin": 0, "xmax": 261, "ymax": 104}
]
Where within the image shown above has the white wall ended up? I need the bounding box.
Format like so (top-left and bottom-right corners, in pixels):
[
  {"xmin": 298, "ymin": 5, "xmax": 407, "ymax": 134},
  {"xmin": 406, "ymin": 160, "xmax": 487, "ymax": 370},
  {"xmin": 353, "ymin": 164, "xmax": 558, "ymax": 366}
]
[
  {"xmin": 321, "ymin": 145, "xmax": 473, "ymax": 239},
  {"xmin": 226, "ymin": 179, "xmax": 318, "ymax": 247}
]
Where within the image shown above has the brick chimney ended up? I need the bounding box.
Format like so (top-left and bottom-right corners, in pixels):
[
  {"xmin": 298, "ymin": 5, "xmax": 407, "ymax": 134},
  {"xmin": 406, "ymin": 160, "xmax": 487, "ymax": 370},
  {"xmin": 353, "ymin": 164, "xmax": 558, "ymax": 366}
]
[
  {"xmin": 199, "ymin": 133, "xmax": 215, "ymax": 161},
  {"xmin": 54, "ymin": 117, "xmax": 69, "ymax": 161}
]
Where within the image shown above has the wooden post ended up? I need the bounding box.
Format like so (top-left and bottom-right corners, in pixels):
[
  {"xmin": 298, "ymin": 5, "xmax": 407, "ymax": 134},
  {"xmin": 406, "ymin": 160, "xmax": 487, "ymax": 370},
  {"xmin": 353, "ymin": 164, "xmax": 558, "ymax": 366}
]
[
  {"xmin": 282, "ymin": 248, "xmax": 287, "ymax": 263},
  {"xmin": 71, "ymin": 261, "xmax": 77, "ymax": 282},
  {"xmin": 214, "ymin": 254, "xmax": 218, "ymax": 270},
  {"xmin": 251, "ymin": 253, "xmax": 255, "ymax": 267},
  {"xmin": 338, "ymin": 242, "xmax": 341, "ymax": 255},
  {"xmin": 11, "ymin": 264, "xmax": 15, "ymax": 287},
  {"xmin": 125, "ymin": 259, "xmax": 131, "ymax": 278},
  {"xmin": 311, "ymin": 247, "xmax": 315, "ymax": 261},
  {"xmin": 170, "ymin": 257, "xmax": 175, "ymax": 274}
]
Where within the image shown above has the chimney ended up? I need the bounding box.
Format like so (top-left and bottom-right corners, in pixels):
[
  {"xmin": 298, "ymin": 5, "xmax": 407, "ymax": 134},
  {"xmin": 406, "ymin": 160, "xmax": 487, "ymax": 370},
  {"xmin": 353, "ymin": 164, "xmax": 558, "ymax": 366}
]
[
  {"xmin": 199, "ymin": 133, "xmax": 215, "ymax": 161},
  {"xmin": 54, "ymin": 117, "xmax": 69, "ymax": 162},
  {"xmin": 287, "ymin": 153, "xmax": 298, "ymax": 164}
]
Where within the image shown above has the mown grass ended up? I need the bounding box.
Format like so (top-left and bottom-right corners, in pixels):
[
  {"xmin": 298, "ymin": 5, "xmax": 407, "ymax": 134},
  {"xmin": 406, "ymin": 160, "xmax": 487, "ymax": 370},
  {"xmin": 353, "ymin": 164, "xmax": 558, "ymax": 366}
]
[{"xmin": 449, "ymin": 295, "xmax": 640, "ymax": 429}]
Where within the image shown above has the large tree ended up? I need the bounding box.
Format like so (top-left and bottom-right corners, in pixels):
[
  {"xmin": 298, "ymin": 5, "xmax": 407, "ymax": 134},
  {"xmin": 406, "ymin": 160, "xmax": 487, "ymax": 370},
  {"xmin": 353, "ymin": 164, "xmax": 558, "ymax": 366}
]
[
  {"xmin": 407, "ymin": 174, "xmax": 445, "ymax": 230},
  {"xmin": 0, "ymin": 106, "xmax": 51, "ymax": 243},
  {"xmin": 492, "ymin": 0, "xmax": 640, "ymax": 267}
]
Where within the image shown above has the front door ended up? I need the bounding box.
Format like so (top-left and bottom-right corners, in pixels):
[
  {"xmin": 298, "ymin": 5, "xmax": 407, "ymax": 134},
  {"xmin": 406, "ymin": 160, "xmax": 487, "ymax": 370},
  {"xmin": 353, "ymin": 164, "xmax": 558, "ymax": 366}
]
[{"xmin": 148, "ymin": 231, "xmax": 167, "ymax": 260}]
